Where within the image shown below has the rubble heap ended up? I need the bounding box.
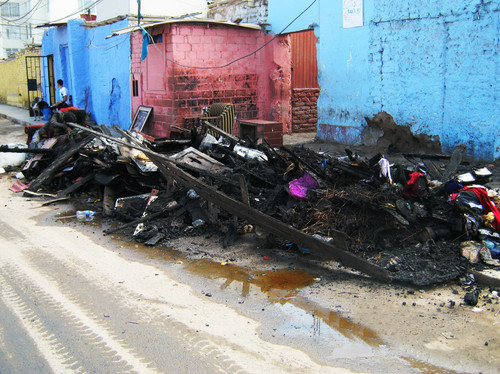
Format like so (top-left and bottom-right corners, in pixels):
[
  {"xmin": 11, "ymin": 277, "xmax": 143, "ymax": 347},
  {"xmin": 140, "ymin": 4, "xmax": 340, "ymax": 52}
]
[{"xmin": 2, "ymin": 116, "xmax": 499, "ymax": 286}]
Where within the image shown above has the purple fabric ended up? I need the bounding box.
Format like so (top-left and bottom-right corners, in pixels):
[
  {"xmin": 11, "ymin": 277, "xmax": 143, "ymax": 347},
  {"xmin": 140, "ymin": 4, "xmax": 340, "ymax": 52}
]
[{"xmin": 288, "ymin": 173, "xmax": 319, "ymax": 200}]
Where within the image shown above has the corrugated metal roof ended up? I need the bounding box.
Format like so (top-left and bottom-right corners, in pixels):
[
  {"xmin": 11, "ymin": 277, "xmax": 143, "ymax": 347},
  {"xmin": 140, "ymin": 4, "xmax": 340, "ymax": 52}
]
[{"xmin": 105, "ymin": 18, "xmax": 262, "ymax": 39}]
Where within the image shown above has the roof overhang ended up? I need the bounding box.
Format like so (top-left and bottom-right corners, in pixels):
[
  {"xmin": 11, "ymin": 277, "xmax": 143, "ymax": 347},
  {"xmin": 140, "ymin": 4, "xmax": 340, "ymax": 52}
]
[
  {"xmin": 106, "ymin": 18, "xmax": 262, "ymax": 39},
  {"xmin": 35, "ymin": 22, "xmax": 68, "ymax": 28}
]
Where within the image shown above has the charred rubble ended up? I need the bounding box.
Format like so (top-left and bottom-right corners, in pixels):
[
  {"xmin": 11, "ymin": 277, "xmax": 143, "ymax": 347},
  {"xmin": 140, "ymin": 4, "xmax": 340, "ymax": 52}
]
[{"xmin": 2, "ymin": 116, "xmax": 500, "ymax": 286}]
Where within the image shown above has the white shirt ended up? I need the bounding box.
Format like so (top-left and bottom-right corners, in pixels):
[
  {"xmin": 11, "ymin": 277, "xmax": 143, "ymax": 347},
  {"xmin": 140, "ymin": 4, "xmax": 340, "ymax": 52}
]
[{"xmin": 59, "ymin": 87, "xmax": 69, "ymax": 103}]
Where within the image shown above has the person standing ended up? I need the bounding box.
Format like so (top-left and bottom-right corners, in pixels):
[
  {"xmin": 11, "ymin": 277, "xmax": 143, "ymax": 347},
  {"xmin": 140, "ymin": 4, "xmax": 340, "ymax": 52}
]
[{"xmin": 52, "ymin": 79, "xmax": 69, "ymax": 109}]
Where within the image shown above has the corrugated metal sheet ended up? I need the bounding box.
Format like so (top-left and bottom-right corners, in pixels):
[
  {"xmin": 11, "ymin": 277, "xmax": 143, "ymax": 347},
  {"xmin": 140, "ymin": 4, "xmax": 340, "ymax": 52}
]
[{"xmin": 291, "ymin": 30, "xmax": 319, "ymax": 89}]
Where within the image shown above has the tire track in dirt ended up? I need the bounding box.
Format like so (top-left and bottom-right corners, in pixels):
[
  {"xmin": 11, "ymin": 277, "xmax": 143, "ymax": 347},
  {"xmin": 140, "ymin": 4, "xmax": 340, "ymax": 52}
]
[
  {"xmin": 25, "ymin": 248, "xmax": 249, "ymax": 374},
  {"xmin": 0, "ymin": 252, "xmax": 160, "ymax": 373}
]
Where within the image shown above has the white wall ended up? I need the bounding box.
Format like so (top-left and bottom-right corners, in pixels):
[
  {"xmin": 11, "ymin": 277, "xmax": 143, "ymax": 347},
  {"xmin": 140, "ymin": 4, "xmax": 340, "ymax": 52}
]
[
  {"xmin": 130, "ymin": 0, "xmax": 207, "ymax": 18},
  {"xmin": 48, "ymin": 0, "xmax": 80, "ymax": 22},
  {"xmin": 0, "ymin": 0, "xmax": 50, "ymax": 59},
  {"xmin": 96, "ymin": 0, "xmax": 130, "ymax": 21},
  {"xmin": 48, "ymin": 0, "xmax": 207, "ymax": 23}
]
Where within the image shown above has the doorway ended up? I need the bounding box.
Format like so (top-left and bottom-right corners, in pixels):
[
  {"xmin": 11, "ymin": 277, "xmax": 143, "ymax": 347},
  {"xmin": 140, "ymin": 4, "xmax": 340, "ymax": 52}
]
[{"xmin": 26, "ymin": 55, "xmax": 55, "ymax": 115}]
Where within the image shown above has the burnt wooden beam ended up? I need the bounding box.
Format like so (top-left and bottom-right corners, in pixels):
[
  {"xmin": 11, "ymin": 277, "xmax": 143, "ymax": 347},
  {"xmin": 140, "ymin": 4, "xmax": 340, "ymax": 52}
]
[
  {"xmin": 0, "ymin": 146, "xmax": 55, "ymax": 154},
  {"xmin": 103, "ymin": 209, "xmax": 167, "ymax": 235},
  {"xmin": 27, "ymin": 135, "xmax": 94, "ymax": 192},
  {"xmin": 441, "ymin": 144, "xmax": 467, "ymax": 182},
  {"xmin": 202, "ymin": 120, "xmax": 240, "ymax": 143},
  {"xmin": 281, "ymin": 146, "xmax": 325, "ymax": 179},
  {"xmin": 239, "ymin": 174, "xmax": 250, "ymax": 206},
  {"xmin": 403, "ymin": 153, "xmax": 451, "ymax": 160},
  {"xmin": 57, "ymin": 172, "xmax": 95, "ymax": 197}
]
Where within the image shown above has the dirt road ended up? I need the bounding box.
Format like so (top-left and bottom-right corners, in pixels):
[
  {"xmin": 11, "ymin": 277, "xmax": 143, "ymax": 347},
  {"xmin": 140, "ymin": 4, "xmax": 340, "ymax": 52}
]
[{"xmin": 0, "ymin": 118, "xmax": 499, "ymax": 373}]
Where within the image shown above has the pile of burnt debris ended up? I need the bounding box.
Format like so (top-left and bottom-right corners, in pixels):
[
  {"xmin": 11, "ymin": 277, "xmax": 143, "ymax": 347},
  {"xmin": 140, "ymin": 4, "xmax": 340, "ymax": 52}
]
[{"xmin": 2, "ymin": 114, "xmax": 500, "ymax": 286}]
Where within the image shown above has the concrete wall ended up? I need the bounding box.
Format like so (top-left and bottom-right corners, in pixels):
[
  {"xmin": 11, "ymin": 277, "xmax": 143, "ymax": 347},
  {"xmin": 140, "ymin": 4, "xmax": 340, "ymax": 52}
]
[
  {"xmin": 207, "ymin": 0, "xmax": 268, "ymax": 24},
  {"xmin": 0, "ymin": 46, "xmax": 41, "ymax": 108},
  {"xmin": 316, "ymin": 0, "xmax": 499, "ymax": 161},
  {"xmin": 131, "ymin": 22, "xmax": 280, "ymax": 138},
  {"xmin": 42, "ymin": 19, "xmax": 131, "ymax": 128}
]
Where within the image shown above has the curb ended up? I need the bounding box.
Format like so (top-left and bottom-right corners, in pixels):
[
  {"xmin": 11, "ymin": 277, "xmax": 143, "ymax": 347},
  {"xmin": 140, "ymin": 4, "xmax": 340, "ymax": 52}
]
[{"xmin": 0, "ymin": 113, "xmax": 35, "ymax": 128}]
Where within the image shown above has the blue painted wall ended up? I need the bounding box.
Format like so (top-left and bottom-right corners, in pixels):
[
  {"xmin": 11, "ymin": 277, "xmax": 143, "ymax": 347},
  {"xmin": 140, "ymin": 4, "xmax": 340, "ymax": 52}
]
[
  {"xmin": 267, "ymin": 0, "xmax": 319, "ymax": 34},
  {"xmin": 42, "ymin": 19, "xmax": 131, "ymax": 129},
  {"xmin": 315, "ymin": 0, "xmax": 499, "ymax": 160}
]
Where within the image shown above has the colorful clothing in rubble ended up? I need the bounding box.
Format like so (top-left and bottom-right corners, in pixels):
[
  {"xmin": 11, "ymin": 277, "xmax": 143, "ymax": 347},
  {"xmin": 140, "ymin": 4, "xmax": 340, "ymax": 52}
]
[
  {"xmin": 451, "ymin": 186, "xmax": 500, "ymax": 232},
  {"xmin": 288, "ymin": 173, "xmax": 319, "ymax": 200},
  {"xmin": 402, "ymin": 172, "xmax": 428, "ymax": 198}
]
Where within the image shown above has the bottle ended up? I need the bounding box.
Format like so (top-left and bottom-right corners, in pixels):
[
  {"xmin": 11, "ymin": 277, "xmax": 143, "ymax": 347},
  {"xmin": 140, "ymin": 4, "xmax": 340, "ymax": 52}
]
[{"xmin": 76, "ymin": 210, "xmax": 96, "ymax": 221}]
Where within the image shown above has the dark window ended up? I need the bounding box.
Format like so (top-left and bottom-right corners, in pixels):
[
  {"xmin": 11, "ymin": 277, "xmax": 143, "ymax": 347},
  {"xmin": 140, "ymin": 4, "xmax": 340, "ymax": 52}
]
[
  {"xmin": 152, "ymin": 34, "xmax": 163, "ymax": 44},
  {"xmin": 132, "ymin": 80, "xmax": 139, "ymax": 97}
]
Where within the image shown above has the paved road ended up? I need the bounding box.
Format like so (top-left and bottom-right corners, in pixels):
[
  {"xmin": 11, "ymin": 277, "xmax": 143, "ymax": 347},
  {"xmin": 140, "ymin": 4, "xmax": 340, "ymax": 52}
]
[{"xmin": 0, "ymin": 172, "xmax": 364, "ymax": 374}]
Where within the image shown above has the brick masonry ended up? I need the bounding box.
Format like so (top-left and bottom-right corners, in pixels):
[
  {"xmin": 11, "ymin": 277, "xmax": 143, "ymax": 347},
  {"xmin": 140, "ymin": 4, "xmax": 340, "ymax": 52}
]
[
  {"xmin": 291, "ymin": 88, "xmax": 319, "ymax": 132},
  {"xmin": 130, "ymin": 23, "xmax": 273, "ymax": 138}
]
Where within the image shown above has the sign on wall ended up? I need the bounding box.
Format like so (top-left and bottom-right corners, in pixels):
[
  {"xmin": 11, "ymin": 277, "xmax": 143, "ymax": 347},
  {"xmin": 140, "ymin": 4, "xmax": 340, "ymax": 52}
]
[{"xmin": 343, "ymin": 0, "xmax": 363, "ymax": 28}]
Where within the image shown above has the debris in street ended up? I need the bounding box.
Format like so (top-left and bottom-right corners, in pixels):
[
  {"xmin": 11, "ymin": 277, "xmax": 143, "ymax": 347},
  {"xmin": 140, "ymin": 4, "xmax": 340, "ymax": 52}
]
[{"xmin": 1, "ymin": 114, "xmax": 499, "ymax": 286}]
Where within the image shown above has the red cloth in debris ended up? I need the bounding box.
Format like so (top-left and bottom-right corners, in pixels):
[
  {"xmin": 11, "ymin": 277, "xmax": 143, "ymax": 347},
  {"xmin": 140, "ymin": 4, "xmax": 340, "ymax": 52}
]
[
  {"xmin": 402, "ymin": 172, "xmax": 425, "ymax": 198},
  {"xmin": 461, "ymin": 186, "xmax": 500, "ymax": 232},
  {"xmin": 60, "ymin": 106, "xmax": 81, "ymax": 112}
]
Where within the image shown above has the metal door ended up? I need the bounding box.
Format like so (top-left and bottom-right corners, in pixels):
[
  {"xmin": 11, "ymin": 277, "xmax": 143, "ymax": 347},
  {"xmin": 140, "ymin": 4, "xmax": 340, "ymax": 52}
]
[
  {"xmin": 26, "ymin": 55, "xmax": 55, "ymax": 115},
  {"xmin": 291, "ymin": 30, "xmax": 319, "ymax": 89}
]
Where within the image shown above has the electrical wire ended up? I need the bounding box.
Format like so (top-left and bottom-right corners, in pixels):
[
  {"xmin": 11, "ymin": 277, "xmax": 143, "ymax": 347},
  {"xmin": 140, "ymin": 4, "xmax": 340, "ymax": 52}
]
[
  {"xmin": 0, "ymin": 0, "xmax": 42, "ymax": 23},
  {"xmin": 0, "ymin": 0, "xmax": 11, "ymax": 7},
  {"xmin": 144, "ymin": 0, "xmax": 318, "ymax": 70}
]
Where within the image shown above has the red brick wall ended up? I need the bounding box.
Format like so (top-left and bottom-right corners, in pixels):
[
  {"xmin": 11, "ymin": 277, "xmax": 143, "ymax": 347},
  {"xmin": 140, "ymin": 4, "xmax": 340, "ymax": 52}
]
[
  {"xmin": 291, "ymin": 88, "xmax": 319, "ymax": 132},
  {"xmin": 131, "ymin": 23, "xmax": 274, "ymax": 138}
]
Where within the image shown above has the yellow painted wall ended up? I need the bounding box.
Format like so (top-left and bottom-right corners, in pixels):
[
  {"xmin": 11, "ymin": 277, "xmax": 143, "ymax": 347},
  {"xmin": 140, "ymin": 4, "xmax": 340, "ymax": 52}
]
[{"xmin": 0, "ymin": 46, "xmax": 41, "ymax": 108}]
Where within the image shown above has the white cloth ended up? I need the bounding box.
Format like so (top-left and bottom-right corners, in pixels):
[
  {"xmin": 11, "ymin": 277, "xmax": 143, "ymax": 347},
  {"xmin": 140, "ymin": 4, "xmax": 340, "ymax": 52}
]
[
  {"xmin": 59, "ymin": 86, "xmax": 69, "ymax": 103},
  {"xmin": 379, "ymin": 157, "xmax": 393, "ymax": 184}
]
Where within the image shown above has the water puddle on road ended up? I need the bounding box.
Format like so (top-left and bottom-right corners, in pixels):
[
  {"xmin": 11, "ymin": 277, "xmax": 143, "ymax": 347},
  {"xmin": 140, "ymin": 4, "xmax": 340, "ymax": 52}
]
[
  {"xmin": 185, "ymin": 258, "xmax": 382, "ymax": 346},
  {"xmin": 51, "ymin": 208, "xmax": 382, "ymax": 347}
]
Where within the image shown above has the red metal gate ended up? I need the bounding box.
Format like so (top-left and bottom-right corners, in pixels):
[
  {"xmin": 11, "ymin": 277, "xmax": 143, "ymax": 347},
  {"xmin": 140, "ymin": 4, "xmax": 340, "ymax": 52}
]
[{"xmin": 291, "ymin": 30, "xmax": 318, "ymax": 89}]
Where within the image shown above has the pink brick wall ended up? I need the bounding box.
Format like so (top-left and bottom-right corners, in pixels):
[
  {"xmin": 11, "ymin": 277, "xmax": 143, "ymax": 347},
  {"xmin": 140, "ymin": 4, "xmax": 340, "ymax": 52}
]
[{"xmin": 131, "ymin": 22, "xmax": 287, "ymax": 138}]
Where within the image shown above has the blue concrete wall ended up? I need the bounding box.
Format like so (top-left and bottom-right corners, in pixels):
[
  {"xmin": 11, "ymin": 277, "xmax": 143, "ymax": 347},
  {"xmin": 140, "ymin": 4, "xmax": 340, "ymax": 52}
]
[
  {"xmin": 42, "ymin": 19, "xmax": 131, "ymax": 129},
  {"xmin": 267, "ymin": 0, "xmax": 319, "ymax": 34},
  {"xmin": 315, "ymin": 0, "xmax": 499, "ymax": 161}
]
